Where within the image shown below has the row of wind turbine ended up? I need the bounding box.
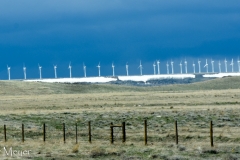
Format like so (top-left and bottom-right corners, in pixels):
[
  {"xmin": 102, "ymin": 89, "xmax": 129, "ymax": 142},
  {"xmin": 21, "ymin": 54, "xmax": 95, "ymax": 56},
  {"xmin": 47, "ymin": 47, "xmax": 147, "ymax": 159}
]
[{"xmin": 5, "ymin": 58, "xmax": 240, "ymax": 80}]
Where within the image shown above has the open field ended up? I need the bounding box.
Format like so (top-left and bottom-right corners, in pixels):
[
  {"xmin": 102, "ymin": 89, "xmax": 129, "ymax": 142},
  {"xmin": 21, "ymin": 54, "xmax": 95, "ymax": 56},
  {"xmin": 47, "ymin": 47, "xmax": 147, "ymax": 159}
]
[{"xmin": 0, "ymin": 77, "xmax": 240, "ymax": 159}]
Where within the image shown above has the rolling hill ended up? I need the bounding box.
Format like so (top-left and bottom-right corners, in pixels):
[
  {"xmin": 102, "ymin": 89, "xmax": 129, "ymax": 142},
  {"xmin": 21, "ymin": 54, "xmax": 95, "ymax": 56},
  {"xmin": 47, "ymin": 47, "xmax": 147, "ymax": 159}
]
[{"xmin": 0, "ymin": 76, "xmax": 239, "ymax": 95}]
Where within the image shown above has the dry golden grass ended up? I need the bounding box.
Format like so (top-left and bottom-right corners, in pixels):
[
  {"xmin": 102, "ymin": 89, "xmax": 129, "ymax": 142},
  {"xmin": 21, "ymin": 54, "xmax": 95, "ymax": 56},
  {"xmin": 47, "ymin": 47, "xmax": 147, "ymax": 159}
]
[
  {"xmin": 0, "ymin": 79, "xmax": 240, "ymax": 159},
  {"xmin": 0, "ymin": 89, "xmax": 240, "ymax": 114}
]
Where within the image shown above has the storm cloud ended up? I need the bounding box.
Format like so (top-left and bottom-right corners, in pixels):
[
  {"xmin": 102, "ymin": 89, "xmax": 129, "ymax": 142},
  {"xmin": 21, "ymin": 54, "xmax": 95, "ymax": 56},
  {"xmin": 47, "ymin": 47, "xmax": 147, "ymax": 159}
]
[{"xmin": 0, "ymin": 1, "xmax": 239, "ymax": 79}]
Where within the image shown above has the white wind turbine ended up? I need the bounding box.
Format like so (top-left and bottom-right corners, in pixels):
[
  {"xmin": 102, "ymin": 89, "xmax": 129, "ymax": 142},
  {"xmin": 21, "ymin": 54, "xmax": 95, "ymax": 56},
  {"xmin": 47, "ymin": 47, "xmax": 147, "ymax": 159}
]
[
  {"xmin": 138, "ymin": 60, "xmax": 143, "ymax": 75},
  {"xmin": 53, "ymin": 65, "xmax": 57, "ymax": 78},
  {"xmin": 153, "ymin": 62, "xmax": 156, "ymax": 75},
  {"xmin": 238, "ymin": 57, "xmax": 240, "ymax": 72},
  {"xmin": 7, "ymin": 65, "xmax": 11, "ymax": 80},
  {"xmin": 97, "ymin": 62, "xmax": 101, "ymax": 77},
  {"xmin": 230, "ymin": 58, "xmax": 234, "ymax": 72},
  {"xmin": 204, "ymin": 59, "xmax": 208, "ymax": 73},
  {"xmin": 171, "ymin": 60, "xmax": 174, "ymax": 74},
  {"xmin": 193, "ymin": 61, "xmax": 196, "ymax": 73},
  {"xmin": 218, "ymin": 61, "xmax": 221, "ymax": 73},
  {"xmin": 38, "ymin": 64, "xmax": 42, "ymax": 79},
  {"xmin": 23, "ymin": 64, "xmax": 27, "ymax": 80},
  {"xmin": 211, "ymin": 59, "xmax": 214, "ymax": 73},
  {"xmin": 198, "ymin": 59, "xmax": 201, "ymax": 73},
  {"xmin": 184, "ymin": 59, "xmax": 187, "ymax": 73},
  {"xmin": 224, "ymin": 58, "xmax": 228, "ymax": 72},
  {"xmin": 157, "ymin": 60, "xmax": 160, "ymax": 74},
  {"xmin": 112, "ymin": 62, "xmax": 115, "ymax": 76},
  {"xmin": 166, "ymin": 61, "xmax": 169, "ymax": 74},
  {"xmin": 68, "ymin": 62, "xmax": 72, "ymax": 78},
  {"xmin": 126, "ymin": 62, "xmax": 129, "ymax": 76},
  {"xmin": 83, "ymin": 63, "xmax": 86, "ymax": 77},
  {"xmin": 179, "ymin": 61, "xmax": 183, "ymax": 74}
]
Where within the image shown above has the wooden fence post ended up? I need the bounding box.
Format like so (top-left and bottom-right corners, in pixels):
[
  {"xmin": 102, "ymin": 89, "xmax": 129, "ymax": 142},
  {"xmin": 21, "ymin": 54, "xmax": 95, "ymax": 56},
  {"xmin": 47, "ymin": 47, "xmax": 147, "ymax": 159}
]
[
  {"xmin": 88, "ymin": 121, "xmax": 92, "ymax": 143},
  {"xmin": 210, "ymin": 121, "xmax": 214, "ymax": 147},
  {"xmin": 43, "ymin": 123, "xmax": 46, "ymax": 142},
  {"xmin": 75, "ymin": 123, "xmax": 78, "ymax": 144},
  {"xmin": 122, "ymin": 122, "xmax": 126, "ymax": 143},
  {"xmin": 22, "ymin": 124, "xmax": 24, "ymax": 142},
  {"xmin": 175, "ymin": 120, "xmax": 178, "ymax": 145},
  {"xmin": 4, "ymin": 124, "xmax": 6, "ymax": 142},
  {"xmin": 63, "ymin": 123, "xmax": 66, "ymax": 143},
  {"xmin": 110, "ymin": 122, "xmax": 114, "ymax": 144},
  {"xmin": 144, "ymin": 120, "xmax": 147, "ymax": 145}
]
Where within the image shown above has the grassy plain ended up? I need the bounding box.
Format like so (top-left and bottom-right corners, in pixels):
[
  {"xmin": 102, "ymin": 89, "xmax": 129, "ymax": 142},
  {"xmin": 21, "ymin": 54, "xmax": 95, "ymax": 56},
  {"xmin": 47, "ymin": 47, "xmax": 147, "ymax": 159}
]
[{"xmin": 0, "ymin": 77, "xmax": 240, "ymax": 159}]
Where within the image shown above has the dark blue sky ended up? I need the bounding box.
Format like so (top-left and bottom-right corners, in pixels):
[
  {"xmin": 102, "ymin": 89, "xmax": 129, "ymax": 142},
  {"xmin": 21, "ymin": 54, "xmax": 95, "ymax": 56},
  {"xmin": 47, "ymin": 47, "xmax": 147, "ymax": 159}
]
[{"xmin": 0, "ymin": 1, "xmax": 240, "ymax": 79}]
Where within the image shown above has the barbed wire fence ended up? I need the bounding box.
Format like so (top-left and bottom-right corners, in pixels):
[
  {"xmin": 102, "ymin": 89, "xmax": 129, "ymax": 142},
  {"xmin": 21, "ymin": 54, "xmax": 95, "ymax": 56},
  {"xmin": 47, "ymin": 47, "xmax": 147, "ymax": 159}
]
[{"xmin": 0, "ymin": 119, "xmax": 239, "ymax": 146}]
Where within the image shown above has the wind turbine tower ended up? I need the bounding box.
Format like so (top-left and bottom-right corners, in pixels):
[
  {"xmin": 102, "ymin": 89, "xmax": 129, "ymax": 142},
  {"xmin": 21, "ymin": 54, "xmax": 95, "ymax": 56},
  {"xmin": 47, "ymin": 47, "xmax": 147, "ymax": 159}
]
[
  {"xmin": 211, "ymin": 59, "xmax": 214, "ymax": 73},
  {"xmin": 7, "ymin": 65, "xmax": 11, "ymax": 80},
  {"xmin": 218, "ymin": 61, "xmax": 221, "ymax": 73},
  {"xmin": 126, "ymin": 63, "xmax": 129, "ymax": 76},
  {"xmin": 157, "ymin": 60, "xmax": 160, "ymax": 74},
  {"xmin": 193, "ymin": 61, "xmax": 196, "ymax": 73},
  {"xmin": 238, "ymin": 58, "xmax": 240, "ymax": 72},
  {"xmin": 68, "ymin": 62, "xmax": 72, "ymax": 78},
  {"xmin": 230, "ymin": 58, "xmax": 234, "ymax": 72},
  {"xmin": 23, "ymin": 65, "xmax": 26, "ymax": 80},
  {"xmin": 53, "ymin": 65, "xmax": 57, "ymax": 78},
  {"xmin": 171, "ymin": 60, "xmax": 174, "ymax": 74},
  {"xmin": 184, "ymin": 59, "xmax": 187, "ymax": 74},
  {"xmin": 224, "ymin": 58, "xmax": 227, "ymax": 72},
  {"xmin": 138, "ymin": 61, "xmax": 143, "ymax": 75},
  {"xmin": 112, "ymin": 62, "xmax": 115, "ymax": 76},
  {"xmin": 83, "ymin": 63, "xmax": 86, "ymax": 77},
  {"xmin": 97, "ymin": 62, "xmax": 101, "ymax": 77},
  {"xmin": 204, "ymin": 59, "xmax": 208, "ymax": 73},
  {"xmin": 38, "ymin": 64, "xmax": 42, "ymax": 79},
  {"xmin": 166, "ymin": 61, "xmax": 169, "ymax": 74},
  {"xmin": 153, "ymin": 62, "xmax": 156, "ymax": 75},
  {"xmin": 198, "ymin": 59, "xmax": 201, "ymax": 73},
  {"xmin": 179, "ymin": 61, "xmax": 182, "ymax": 74}
]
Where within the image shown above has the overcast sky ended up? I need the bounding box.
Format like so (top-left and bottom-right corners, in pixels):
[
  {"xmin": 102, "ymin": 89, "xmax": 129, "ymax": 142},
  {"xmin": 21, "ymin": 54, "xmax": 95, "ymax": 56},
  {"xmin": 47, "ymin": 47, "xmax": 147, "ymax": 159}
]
[{"xmin": 0, "ymin": 1, "xmax": 240, "ymax": 79}]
